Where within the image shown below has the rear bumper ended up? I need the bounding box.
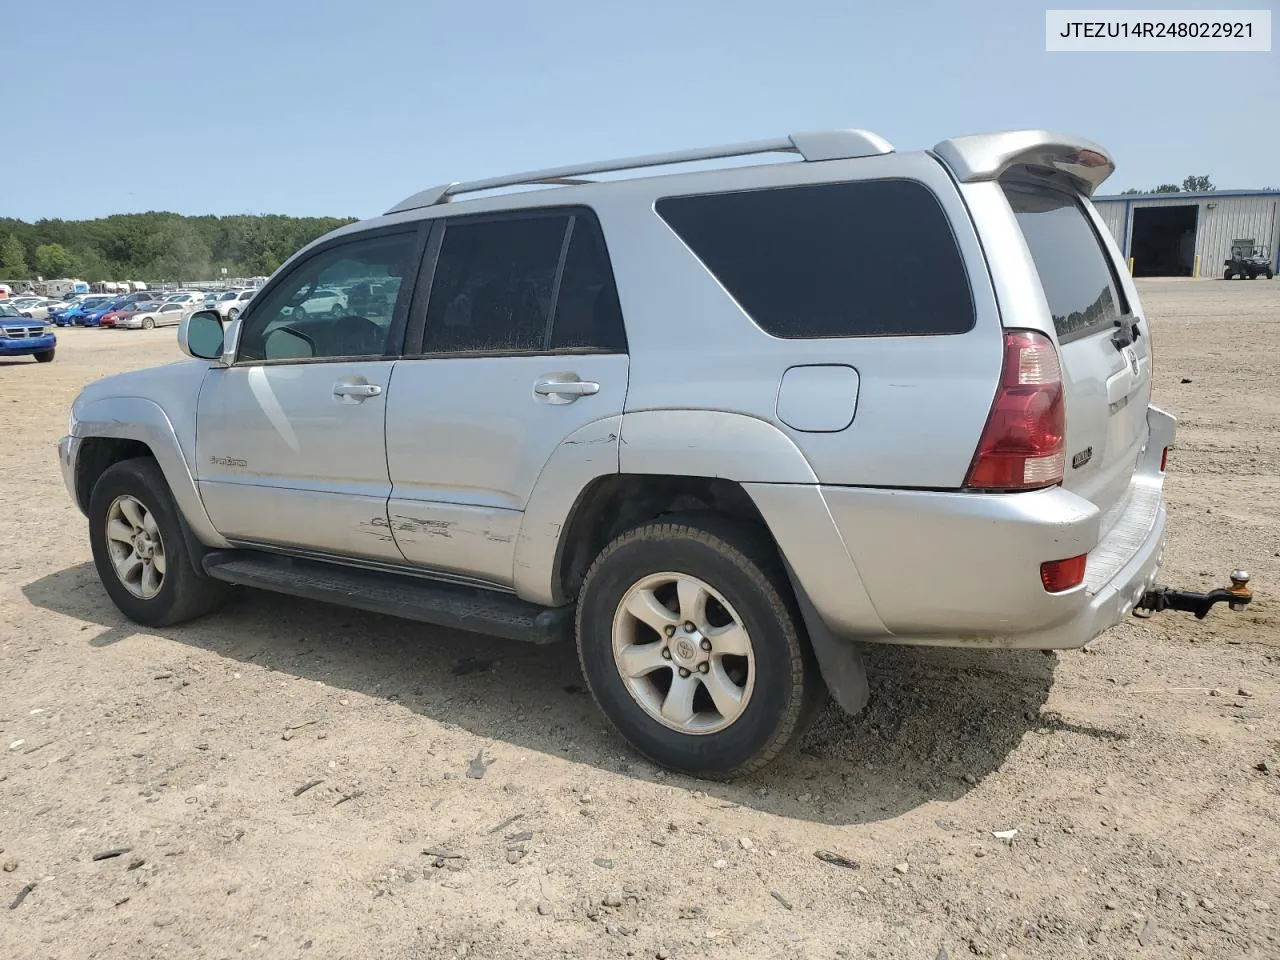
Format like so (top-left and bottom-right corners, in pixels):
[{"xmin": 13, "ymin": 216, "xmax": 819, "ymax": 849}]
[{"xmin": 750, "ymin": 404, "xmax": 1175, "ymax": 650}]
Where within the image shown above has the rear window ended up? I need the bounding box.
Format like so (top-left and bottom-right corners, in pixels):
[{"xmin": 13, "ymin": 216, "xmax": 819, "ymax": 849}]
[
  {"xmin": 1002, "ymin": 182, "xmax": 1125, "ymax": 343},
  {"xmin": 655, "ymin": 179, "xmax": 974, "ymax": 339}
]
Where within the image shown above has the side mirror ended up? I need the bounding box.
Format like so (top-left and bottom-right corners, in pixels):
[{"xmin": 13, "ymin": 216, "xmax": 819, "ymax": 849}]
[{"xmin": 178, "ymin": 310, "xmax": 225, "ymax": 361}]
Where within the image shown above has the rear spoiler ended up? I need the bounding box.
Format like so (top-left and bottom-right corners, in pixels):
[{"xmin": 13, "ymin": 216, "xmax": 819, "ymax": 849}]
[{"xmin": 931, "ymin": 130, "xmax": 1114, "ymax": 196}]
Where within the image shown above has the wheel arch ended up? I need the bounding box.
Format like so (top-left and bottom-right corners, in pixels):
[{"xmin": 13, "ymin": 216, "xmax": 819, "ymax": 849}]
[
  {"xmin": 72, "ymin": 397, "xmax": 230, "ymax": 550},
  {"xmin": 513, "ymin": 410, "xmax": 818, "ymax": 606}
]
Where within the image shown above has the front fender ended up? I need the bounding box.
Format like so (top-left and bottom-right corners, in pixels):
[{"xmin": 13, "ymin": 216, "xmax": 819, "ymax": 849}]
[{"xmin": 72, "ymin": 396, "xmax": 230, "ymax": 549}]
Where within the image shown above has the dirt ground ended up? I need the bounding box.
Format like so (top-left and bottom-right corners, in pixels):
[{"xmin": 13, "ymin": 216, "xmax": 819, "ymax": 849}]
[{"xmin": 2, "ymin": 280, "xmax": 1278, "ymax": 960}]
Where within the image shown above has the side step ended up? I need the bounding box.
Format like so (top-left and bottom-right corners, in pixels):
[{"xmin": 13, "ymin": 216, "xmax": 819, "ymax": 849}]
[{"xmin": 202, "ymin": 551, "xmax": 572, "ymax": 644}]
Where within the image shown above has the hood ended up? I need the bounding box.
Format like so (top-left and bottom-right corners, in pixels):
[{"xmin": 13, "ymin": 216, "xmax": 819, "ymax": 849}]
[
  {"xmin": 0, "ymin": 316, "xmax": 39, "ymax": 327},
  {"xmin": 75, "ymin": 358, "xmax": 209, "ymax": 408}
]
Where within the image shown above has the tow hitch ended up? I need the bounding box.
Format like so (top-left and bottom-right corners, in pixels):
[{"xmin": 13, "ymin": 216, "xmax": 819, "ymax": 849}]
[{"xmin": 1135, "ymin": 570, "xmax": 1253, "ymax": 620}]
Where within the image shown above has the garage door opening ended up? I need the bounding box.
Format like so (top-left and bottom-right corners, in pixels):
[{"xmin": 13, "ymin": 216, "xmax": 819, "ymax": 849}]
[{"xmin": 1130, "ymin": 205, "xmax": 1199, "ymax": 277}]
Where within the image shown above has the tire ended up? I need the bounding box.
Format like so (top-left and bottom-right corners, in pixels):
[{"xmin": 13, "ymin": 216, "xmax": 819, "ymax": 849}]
[
  {"xmin": 142, "ymin": 317, "xmax": 155, "ymax": 330},
  {"xmin": 330, "ymin": 304, "xmax": 344, "ymax": 318},
  {"xmin": 1223, "ymin": 269, "xmax": 1233, "ymax": 280},
  {"xmin": 34, "ymin": 349, "xmax": 55, "ymax": 363},
  {"xmin": 227, "ymin": 308, "xmax": 239, "ymax": 321},
  {"xmin": 89, "ymin": 458, "xmax": 227, "ymax": 627},
  {"xmin": 576, "ymin": 515, "xmax": 823, "ymax": 779},
  {"xmin": 1268, "ymin": 269, "xmax": 1275, "ymax": 280}
]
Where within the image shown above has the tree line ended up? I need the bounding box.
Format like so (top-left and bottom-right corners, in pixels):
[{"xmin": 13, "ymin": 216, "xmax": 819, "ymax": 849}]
[
  {"xmin": 0, "ymin": 211, "xmax": 357, "ymax": 283},
  {"xmin": 1120, "ymin": 175, "xmax": 1216, "ymax": 196}
]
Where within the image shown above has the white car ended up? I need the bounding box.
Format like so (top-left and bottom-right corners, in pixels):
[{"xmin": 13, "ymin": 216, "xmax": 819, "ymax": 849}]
[
  {"xmin": 119, "ymin": 302, "xmax": 188, "ymax": 330},
  {"xmin": 291, "ymin": 286, "xmax": 348, "ymax": 319},
  {"xmin": 9, "ymin": 297, "xmax": 61, "ymax": 321},
  {"xmin": 161, "ymin": 292, "xmax": 206, "ymax": 312},
  {"xmin": 210, "ymin": 288, "xmax": 257, "ymax": 320}
]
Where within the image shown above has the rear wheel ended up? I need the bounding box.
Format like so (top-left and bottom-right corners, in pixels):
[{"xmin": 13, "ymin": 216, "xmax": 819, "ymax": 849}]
[
  {"xmin": 576, "ymin": 516, "xmax": 822, "ymax": 778},
  {"xmin": 89, "ymin": 458, "xmax": 227, "ymax": 627},
  {"xmin": 1223, "ymin": 268, "xmax": 1234, "ymax": 280},
  {"xmin": 228, "ymin": 308, "xmax": 240, "ymax": 321},
  {"xmin": 330, "ymin": 304, "xmax": 344, "ymax": 318},
  {"xmin": 34, "ymin": 349, "xmax": 54, "ymax": 363}
]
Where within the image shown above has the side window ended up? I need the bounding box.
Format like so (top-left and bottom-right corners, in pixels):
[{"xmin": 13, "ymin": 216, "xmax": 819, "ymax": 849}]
[
  {"xmin": 656, "ymin": 180, "xmax": 974, "ymax": 339},
  {"xmin": 237, "ymin": 232, "xmax": 417, "ymax": 363},
  {"xmin": 548, "ymin": 216, "xmax": 626, "ymax": 352},
  {"xmin": 423, "ymin": 215, "xmax": 567, "ymax": 354}
]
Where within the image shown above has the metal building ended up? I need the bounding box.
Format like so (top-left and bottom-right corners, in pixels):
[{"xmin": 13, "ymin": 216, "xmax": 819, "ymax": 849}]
[{"xmin": 1092, "ymin": 189, "xmax": 1280, "ymax": 278}]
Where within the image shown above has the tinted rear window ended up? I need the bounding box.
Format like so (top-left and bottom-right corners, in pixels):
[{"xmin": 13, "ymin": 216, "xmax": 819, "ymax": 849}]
[
  {"xmin": 656, "ymin": 179, "xmax": 973, "ymax": 339},
  {"xmin": 1002, "ymin": 183, "xmax": 1124, "ymax": 343}
]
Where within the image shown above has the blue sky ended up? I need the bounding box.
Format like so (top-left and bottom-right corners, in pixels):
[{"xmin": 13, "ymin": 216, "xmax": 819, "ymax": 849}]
[{"xmin": 2, "ymin": 0, "xmax": 1275, "ymax": 221}]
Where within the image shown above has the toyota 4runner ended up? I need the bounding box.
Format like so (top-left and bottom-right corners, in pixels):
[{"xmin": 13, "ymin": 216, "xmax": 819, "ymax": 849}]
[{"xmin": 59, "ymin": 128, "xmax": 1252, "ymax": 777}]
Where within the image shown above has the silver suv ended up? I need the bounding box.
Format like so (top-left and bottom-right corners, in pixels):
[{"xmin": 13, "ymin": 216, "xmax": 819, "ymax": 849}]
[{"xmin": 61, "ymin": 128, "xmax": 1235, "ymax": 777}]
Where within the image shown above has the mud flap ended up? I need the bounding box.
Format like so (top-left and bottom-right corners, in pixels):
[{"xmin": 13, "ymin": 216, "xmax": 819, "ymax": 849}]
[{"xmin": 782, "ymin": 559, "xmax": 869, "ymax": 716}]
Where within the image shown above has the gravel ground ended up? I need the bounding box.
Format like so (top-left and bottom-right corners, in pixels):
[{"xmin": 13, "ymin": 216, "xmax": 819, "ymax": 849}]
[{"xmin": 2, "ymin": 280, "xmax": 1278, "ymax": 960}]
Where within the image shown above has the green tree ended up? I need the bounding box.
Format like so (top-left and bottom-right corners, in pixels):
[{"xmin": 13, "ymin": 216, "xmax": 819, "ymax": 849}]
[
  {"xmin": 0, "ymin": 234, "xmax": 28, "ymax": 278},
  {"xmin": 1154, "ymin": 184, "xmax": 1181, "ymax": 193},
  {"xmin": 1120, "ymin": 188, "xmax": 1142, "ymax": 195},
  {"xmin": 1181, "ymin": 175, "xmax": 1215, "ymax": 193},
  {"xmin": 34, "ymin": 242, "xmax": 77, "ymax": 278}
]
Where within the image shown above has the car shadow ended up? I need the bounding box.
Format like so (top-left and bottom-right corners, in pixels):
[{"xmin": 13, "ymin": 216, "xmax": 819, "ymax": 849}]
[{"xmin": 21, "ymin": 563, "xmax": 1106, "ymax": 826}]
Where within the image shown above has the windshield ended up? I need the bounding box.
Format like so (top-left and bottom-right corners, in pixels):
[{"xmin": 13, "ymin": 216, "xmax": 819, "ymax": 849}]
[{"xmin": 0, "ymin": 304, "xmax": 22, "ymax": 317}]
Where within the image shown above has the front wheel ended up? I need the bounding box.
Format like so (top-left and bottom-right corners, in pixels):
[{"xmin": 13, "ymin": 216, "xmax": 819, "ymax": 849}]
[
  {"xmin": 141, "ymin": 317, "xmax": 155, "ymax": 330},
  {"xmin": 576, "ymin": 517, "xmax": 822, "ymax": 778},
  {"xmin": 33, "ymin": 349, "xmax": 54, "ymax": 363},
  {"xmin": 1223, "ymin": 268, "xmax": 1234, "ymax": 280},
  {"xmin": 89, "ymin": 458, "xmax": 227, "ymax": 627}
]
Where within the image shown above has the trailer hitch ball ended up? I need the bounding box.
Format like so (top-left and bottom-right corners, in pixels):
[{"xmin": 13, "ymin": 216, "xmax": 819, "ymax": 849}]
[{"xmin": 1229, "ymin": 570, "xmax": 1251, "ymax": 612}]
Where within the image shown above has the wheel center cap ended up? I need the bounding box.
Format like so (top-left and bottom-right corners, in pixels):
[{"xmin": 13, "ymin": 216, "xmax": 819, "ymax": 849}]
[{"xmin": 673, "ymin": 638, "xmax": 698, "ymax": 664}]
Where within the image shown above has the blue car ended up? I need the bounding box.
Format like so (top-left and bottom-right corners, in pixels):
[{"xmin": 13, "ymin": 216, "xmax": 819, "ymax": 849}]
[
  {"xmin": 81, "ymin": 297, "xmax": 131, "ymax": 327},
  {"xmin": 60, "ymin": 296, "xmax": 115, "ymax": 326},
  {"xmin": 0, "ymin": 302, "xmax": 56, "ymax": 362}
]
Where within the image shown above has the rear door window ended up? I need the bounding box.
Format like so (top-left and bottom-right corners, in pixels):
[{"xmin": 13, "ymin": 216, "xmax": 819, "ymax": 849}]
[
  {"xmin": 1002, "ymin": 182, "xmax": 1126, "ymax": 343},
  {"xmin": 420, "ymin": 210, "xmax": 626, "ymax": 355},
  {"xmin": 656, "ymin": 179, "xmax": 974, "ymax": 339}
]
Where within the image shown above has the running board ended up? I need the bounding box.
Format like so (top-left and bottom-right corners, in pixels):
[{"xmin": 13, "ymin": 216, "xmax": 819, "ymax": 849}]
[{"xmin": 202, "ymin": 550, "xmax": 572, "ymax": 644}]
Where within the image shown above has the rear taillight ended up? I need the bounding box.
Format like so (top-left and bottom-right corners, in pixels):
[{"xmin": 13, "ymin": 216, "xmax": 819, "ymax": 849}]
[
  {"xmin": 1040, "ymin": 555, "xmax": 1086, "ymax": 592},
  {"xmin": 965, "ymin": 330, "xmax": 1066, "ymax": 490}
]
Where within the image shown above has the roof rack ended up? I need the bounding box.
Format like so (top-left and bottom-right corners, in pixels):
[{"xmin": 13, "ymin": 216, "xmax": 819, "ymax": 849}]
[{"xmin": 386, "ymin": 129, "xmax": 894, "ymax": 214}]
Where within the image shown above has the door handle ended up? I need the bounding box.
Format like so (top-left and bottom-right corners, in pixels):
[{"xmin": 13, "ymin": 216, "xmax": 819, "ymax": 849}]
[
  {"xmin": 333, "ymin": 382, "xmax": 382, "ymax": 400},
  {"xmin": 534, "ymin": 379, "xmax": 600, "ymax": 400}
]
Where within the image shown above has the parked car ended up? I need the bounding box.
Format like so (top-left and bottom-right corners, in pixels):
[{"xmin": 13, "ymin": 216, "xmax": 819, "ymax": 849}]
[
  {"xmin": 81, "ymin": 297, "xmax": 131, "ymax": 327},
  {"xmin": 58, "ymin": 128, "xmax": 1253, "ymax": 777},
  {"xmin": 161, "ymin": 292, "xmax": 206, "ymax": 313},
  {"xmin": 99, "ymin": 302, "xmax": 155, "ymax": 328},
  {"xmin": 210, "ymin": 288, "xmax": 257, "ymax": 320},
  {"xmin": 290, "ymin": 286, "xmax": 347, "ymax": 318},
  {"xmin": 9, "ymin": 297, "xmax": 61, "ymax": 321},
  {"xmin": 117, "ymin": 301, "xmax": 188, "ymax": 330},
  {"xmin": 0, "ymin": 302, "xmax": 55, "ymax": 362},
  {"xmin": 61, "ymin": 295, "xmax": 115, "ymax": 326}
]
